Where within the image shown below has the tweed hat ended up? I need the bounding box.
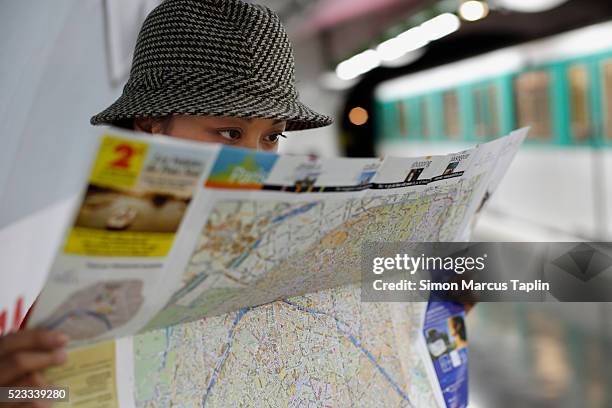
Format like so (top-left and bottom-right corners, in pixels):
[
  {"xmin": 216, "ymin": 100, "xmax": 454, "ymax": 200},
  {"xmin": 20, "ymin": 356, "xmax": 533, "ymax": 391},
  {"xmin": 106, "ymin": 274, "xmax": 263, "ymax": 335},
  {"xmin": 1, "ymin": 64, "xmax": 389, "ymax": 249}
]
[{"xmin": 91, "ymin": 0, "xmax": 332, "ymax": 131}]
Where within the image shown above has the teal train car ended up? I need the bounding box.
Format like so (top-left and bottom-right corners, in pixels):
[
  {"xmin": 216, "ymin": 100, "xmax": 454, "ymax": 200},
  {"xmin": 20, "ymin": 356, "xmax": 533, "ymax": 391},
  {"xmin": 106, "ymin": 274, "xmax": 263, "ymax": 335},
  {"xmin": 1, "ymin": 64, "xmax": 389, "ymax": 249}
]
[
  {"xmin": 374, "ymin": 21, "xmax": 612, "ymax": 240},
  {"xmin": 375, "ymin": 22, "xmax": 612, "ymax": 149}
]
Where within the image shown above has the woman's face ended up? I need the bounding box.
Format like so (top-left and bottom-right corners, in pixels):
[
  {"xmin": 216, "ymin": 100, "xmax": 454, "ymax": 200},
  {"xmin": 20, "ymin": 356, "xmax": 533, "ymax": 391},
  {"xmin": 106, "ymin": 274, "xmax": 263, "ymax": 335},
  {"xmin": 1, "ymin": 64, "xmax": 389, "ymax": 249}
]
[{"xmin": 135, "ymin": 115, "xmax": 286, "ymax": 152}]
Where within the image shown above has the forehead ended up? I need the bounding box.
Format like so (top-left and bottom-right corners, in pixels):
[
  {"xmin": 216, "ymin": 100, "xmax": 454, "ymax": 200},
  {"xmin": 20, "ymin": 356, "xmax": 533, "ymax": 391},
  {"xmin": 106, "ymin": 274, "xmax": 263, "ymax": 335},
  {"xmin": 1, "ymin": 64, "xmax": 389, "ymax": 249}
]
[{"xmin": 174, "ymin": 115, "xmax": 285, "ymax": 127}]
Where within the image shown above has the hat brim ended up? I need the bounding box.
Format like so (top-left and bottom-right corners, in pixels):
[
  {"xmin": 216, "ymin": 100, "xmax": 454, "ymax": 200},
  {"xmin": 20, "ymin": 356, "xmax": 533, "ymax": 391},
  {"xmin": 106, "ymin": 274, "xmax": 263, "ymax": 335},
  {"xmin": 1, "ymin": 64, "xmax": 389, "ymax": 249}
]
[{"xmin": 90, "ymin": 86, "xmax": 333, "ymax": 132}]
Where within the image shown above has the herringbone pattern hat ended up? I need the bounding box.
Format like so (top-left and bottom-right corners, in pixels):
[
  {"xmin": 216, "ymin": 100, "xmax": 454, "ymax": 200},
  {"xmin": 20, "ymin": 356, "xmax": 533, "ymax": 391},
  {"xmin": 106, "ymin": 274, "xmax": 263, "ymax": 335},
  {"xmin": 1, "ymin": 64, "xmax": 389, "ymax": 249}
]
[{"xmin": 91, "ymin": 0, "xmax": 333, "ymax": 131}]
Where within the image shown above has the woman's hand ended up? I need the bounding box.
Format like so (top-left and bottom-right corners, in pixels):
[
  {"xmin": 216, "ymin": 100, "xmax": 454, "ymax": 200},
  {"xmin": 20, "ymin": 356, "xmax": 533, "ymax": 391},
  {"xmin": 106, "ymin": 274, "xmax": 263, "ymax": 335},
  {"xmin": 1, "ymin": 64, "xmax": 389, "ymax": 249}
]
[{"xmin": 0, "ymin": 329, "xmax": 68, "ymax": 407}]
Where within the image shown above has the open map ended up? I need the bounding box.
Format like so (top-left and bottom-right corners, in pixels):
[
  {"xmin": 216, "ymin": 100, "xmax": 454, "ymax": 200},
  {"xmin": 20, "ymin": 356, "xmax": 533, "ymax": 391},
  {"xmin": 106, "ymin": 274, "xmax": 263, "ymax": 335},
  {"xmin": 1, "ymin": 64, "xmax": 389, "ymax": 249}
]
[
  {"xmin": 145, "ymin": 177, "xmax": 481, "ymax": 331},
  {"xmin": 30, "ymin": 127, "xmax": 527, "ymax": 408},
  {"xmin": 135, "ymin": 287, "xmax": 436, "ymax": 407}
]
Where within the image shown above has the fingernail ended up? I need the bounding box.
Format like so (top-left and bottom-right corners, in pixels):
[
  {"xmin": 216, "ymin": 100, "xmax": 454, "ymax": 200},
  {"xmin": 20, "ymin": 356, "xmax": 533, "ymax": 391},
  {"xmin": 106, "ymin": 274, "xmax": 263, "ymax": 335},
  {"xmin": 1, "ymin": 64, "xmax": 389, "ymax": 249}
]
[
  {"xmin": 53, "ymin": 350, "xmax": 67, "ymax": 364},
  {"xmin": 41, "ymin": 332, "xmax": 64, "ymax": 347},
  {"xmin": 54, "ymin": 333, "xmax": 70, "ymax": 345}
]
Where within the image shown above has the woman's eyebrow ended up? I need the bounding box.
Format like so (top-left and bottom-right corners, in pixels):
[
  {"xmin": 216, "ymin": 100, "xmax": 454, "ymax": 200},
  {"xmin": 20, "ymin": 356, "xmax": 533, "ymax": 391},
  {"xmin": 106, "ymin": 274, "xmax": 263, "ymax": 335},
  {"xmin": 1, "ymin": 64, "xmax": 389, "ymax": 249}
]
[{"xmin": 230, "ymin": 117, "xmax": 285, "ymax": 125}]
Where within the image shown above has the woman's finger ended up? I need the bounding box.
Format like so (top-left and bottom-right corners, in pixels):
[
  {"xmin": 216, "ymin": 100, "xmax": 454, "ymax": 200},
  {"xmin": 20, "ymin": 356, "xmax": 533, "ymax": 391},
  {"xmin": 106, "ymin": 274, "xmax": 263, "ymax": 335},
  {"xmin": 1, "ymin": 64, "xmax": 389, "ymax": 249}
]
[
  {"xmin": 0, "ymin": 349, "xmax": 66, "ymax": 385},
  {"xmin": 13, "ymin": 371, "xmax": 48, "ymax": 388},
  {"xmin": 0, "ymin": 330, "xmax": 68, "ymax": 357}
]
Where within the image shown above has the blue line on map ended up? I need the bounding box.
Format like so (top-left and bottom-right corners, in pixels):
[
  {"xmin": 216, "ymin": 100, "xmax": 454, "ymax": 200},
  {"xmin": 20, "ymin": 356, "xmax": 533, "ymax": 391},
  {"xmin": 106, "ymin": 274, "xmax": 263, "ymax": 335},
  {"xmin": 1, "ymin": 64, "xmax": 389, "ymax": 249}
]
[
  {"xmin": 169, "ymin": 273, "xmax": 209, "ymax": 305},
  {"xmin": 44, "ymin": 309, "xmax": 112, "ymax": 330},
  {"xmin": 227, "ymin": 236, "xmax": 263, "ymax": 269},
  {"xmin": 271, "ymin": 202, "xmax": 318, "ymax": 224},
  {"xmin": 281, "ymin": 299, "xmax": 414, "ymax": 407},
  {"xmin": 226, "ymin": 203, "xmax": 319, "ymax": 270},
  {"xmin": 228, "ymin": 251, "xmax": 250, "ymax": 269},
  {"xmin": 161, "ymin": 326, "xmax": 174, "ymax": 369},
  {"xmin": 202, "ymin": 307, "xmax": 251, "ymax": 407},
  {"xmin": 199, "ymin": 300, "xmax": 413, "ymax": 407}
]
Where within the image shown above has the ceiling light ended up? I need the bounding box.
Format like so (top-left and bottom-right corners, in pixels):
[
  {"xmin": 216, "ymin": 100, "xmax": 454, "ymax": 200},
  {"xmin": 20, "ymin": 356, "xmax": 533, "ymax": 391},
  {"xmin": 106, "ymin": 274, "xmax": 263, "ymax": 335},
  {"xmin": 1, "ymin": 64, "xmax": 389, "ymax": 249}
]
[
  {"xmin": 335, "ymin": 13, "xmax": 460, "ymax": 80},
  {"xmin": 379, "ymin": 48, "xmax": 426, "ymax": 68},
  {"xmin": 420, "ymin": 13, "xmax": 461, "ymax": 41},
  {"xmin": 495, "ymin": 0, "xmax": 568, "ymax": 13},
  {"xmin": 377, "ymin": 38, "xmax": 405, "ymax": 61},
  {"xmin": 397, "ymin": 27, "xmax": 430, "ymax": 53},
  {"xmin": 377, "ymin": 27, "xmax": 429, "ymax": 62},
  {"xmin": 459, "ymin": 1, "xmax": 489, "ymax": 22},
  {"xmin": 336, "ymin": 49, "xmax": 381, "ymax": 80}
]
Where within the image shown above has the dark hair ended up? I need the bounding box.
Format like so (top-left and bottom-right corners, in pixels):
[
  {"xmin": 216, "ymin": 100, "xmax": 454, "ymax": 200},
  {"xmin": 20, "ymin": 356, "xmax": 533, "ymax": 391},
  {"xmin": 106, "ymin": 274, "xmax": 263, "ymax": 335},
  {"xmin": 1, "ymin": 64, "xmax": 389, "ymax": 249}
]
[
  {"xmin": 450, "ymin": 316, "xmax": 466, "ymax": 341},
  {"xmin": 112, "ymin": 116, "xmax": 173, "ymax": 132},
  {"xmin": 112, "ymin": 118, "xmax": 135, "ymax": 130}
]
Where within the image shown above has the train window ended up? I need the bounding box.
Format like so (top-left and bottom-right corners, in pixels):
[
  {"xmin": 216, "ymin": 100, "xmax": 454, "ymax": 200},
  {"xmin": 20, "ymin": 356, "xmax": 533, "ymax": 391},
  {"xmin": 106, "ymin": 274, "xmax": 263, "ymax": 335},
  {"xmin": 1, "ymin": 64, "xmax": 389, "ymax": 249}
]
[
  {"xmin": 514, "ymin": 71, "xmax": 552, "ymax": 139},
  {"xmin": 473, "ymin": 84, "xmax": 500, "ymax": 139},
  {"xmin": 396, "ymin": 100, "xmax": 408, "ymax": 138},
  {"xmin": 568, "ymin": 65, "xmax": 591, "ymax": 140},
  {"xmin": 420, "ymin": 98, "xmax": 430, "ymax": 139},
  {"xmin": 379, "ymin": 103, "xmax": 391, "ymax": 139},
  {"xmin": 603, "ymin": 61, "xmax": 612, "ymax": 140},
  {"xmin": 443, "ymin": 91, "xmax": 461, "ymax": 138}
]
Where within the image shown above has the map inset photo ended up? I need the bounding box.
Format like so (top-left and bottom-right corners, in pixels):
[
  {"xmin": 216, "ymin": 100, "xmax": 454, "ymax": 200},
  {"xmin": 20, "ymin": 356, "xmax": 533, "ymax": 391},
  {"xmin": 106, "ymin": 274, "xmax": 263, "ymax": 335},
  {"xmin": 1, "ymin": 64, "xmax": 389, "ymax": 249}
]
[
  {"xmin": 75, "ymin": 185, "xmax": 190, "ymax": 232},
  {"xmin": 43, "ymin": 280, "xmax": 144, "ymax": 340}
]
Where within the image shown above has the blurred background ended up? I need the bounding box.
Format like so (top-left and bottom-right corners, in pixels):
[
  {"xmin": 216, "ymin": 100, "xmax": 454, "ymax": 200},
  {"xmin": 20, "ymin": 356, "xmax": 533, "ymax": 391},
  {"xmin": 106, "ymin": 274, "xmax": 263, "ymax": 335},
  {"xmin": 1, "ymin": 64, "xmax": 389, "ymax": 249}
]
[{"xmin": 1, "ymin": 0, "xmax": 611, "ymax": 406}]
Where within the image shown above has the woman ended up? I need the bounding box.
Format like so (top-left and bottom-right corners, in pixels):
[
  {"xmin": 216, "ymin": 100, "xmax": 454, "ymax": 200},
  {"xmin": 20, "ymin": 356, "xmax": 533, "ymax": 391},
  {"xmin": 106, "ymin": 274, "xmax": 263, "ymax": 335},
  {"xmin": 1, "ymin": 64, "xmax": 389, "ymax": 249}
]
[{"xmin": 0, "ymin": 0, "xmax": 332, "ymax": 396}]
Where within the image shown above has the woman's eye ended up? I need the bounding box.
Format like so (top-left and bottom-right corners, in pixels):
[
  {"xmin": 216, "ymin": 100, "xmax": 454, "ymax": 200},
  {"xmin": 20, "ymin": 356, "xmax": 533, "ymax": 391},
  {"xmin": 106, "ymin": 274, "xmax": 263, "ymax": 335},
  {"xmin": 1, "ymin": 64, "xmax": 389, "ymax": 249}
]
[
  {"xmin": 218, "ymin": 129, "xmax": 242, "ymax": 140},
  {"xmin": 264, "ymin": 133, "xmax": 286, "ymax": 143}
]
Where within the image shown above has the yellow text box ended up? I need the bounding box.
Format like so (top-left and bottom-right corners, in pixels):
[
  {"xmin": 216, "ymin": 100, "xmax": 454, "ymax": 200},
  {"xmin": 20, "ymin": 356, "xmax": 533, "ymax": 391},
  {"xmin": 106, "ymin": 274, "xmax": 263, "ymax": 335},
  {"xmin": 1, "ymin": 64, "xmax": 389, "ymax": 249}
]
[
  {"xmin": 46, "ymin": 341, "xmax": 118, "ymax": 408},
  {"xmin": 90, "ymin": 135, "xmax": 148, "ymax": 189},
  {"xmin": 64, "ymin": 227, "xmax": 174, "ymax": 257}
]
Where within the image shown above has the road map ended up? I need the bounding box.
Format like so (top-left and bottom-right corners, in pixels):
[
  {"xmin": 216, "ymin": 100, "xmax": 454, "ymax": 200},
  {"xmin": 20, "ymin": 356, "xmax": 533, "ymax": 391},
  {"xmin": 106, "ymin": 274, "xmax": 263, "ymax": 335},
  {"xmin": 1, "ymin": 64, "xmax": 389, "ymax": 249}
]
[
  {"xmin": 135, "ymin": 287, "xmax": 435, "ymax": 407},
  {"xmin": 145, "ymin": 177, "xmax": 482, "ymax": 331},
  {"xmin": 28, "ymin": 126, "xmax": 527, "ymax": 407}
]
